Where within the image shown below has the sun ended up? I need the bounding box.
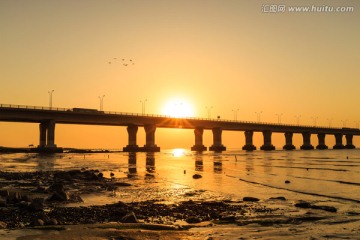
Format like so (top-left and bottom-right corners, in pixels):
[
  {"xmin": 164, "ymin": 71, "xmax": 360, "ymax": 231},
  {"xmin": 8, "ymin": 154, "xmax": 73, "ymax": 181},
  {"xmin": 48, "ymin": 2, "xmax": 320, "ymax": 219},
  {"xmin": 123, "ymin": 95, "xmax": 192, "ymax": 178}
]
[{"xmin": 162, "ymin": 99, "xmax": 194, "ymax": 118}]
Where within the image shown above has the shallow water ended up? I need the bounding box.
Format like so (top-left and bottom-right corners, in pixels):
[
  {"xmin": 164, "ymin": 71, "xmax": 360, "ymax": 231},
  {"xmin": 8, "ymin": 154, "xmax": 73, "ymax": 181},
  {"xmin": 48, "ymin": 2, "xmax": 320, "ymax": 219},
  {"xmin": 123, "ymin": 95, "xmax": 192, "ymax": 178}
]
[{"xmin": 1, "ymin": 149, "xmax": 359, "ymax": 208}]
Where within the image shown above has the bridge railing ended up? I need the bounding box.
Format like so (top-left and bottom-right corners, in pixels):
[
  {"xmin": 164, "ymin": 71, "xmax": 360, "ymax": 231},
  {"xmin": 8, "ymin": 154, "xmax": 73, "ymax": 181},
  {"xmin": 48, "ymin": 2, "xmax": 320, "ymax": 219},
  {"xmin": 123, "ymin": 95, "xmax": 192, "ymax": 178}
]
[{"xmin": 0, "ymin": 103, "xmax": 349, "ymax": 130}]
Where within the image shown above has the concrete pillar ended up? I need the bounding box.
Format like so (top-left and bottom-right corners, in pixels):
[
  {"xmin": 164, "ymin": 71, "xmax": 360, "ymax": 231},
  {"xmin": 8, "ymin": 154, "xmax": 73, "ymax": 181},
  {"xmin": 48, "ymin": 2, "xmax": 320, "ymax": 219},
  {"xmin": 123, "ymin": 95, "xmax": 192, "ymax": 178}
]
[
  {"xmin": 283, "ymin": 132, "xmax": 295, "ymax": 150},
  {"xmin": 209, "ymin": 127, "xmax": 226, "ymax": 151},
  {"xmin": 46, "ymin": 120, "xmax": 57, "ymax": 148},
  {"xmin": 345, "ymin": 135, "xmax": 355, "ymax": 149},
  {"xmin": 123, "ymin": 125, "xmax": 140, "ymax": 152},
  {"xmin": 191, "ymin": 127, "xmax": 207, "ymax": 151},
  {"xmin": 260, "ymin": 130, "xmax": 275, "ymax": 151},
  {"xmin": 38, "ymin": 122, "xmax": 47, "ymax": 148},
  {"xmin": 242, "ymin": 130, "xmax": 256, "ymax": 151},
  {"xmin": 316, "ymin": 133, "xmax": 328, "ymax": 150},
  {"xmin": 333, "ymin": 133, "xmax": 344, "ymax": 149},
  {"xmin": 142, "ymin": 124, "xmax": 160, "ymax": 152},
  {"xmin": 300, "ymin": 132, "xmax": 314, "ymax": 150}
]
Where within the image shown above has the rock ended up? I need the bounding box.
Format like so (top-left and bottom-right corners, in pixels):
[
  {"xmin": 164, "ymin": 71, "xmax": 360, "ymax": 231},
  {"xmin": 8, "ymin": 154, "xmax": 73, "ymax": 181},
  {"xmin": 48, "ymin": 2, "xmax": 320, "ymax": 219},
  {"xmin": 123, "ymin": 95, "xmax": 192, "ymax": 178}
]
[
  {"xmin": 243, "ymin": 197, "xmax": 260, "ymax": 202},
  {"xmin": 312, "ymin": 205, "xmax": 337, "ymax": 213},
  {"xmin": 47, "ymin": 218, "xmax": 58, "ymax": 225},
  {"xmin": 29, "ymin": 198, "xmax": 45, "ymax": 211},
  {"xmin": 186, "ymin": 216, "xmax": 202, "ymax": 223},
  {"xmin": 0, "ymin": 199, "xmax": 7, "ymax": 207},
  {"xmin": 7, "ymin": 191, "xmax": 22, "ymax": 203},
  {"xmin": 269, "ymin": 196, "xmax": 287, "ymax": 201},
  {"xmin": 0, "ymin": 190, "xmax": 9, "ymax": 198},
  {"xmin": 47, "ymin": 191, "xmax": 69, "ymax": 201},
  {"xmin": 120, "ymin": 212, "xmax": 138, "ymax": 223},
  {"xmin": 47, "ymin": 183, "xmax": 69, "ymax": 201},
  {"xmin": 33, "ymin": 219, "xmax": 45, "ymax": 226},
  {"xmin": 0, "ymin": 221, "xmax": 7, "ymax": 229},
  {"xmin": 192, "ymin": 174, "xmax": 202, "ymax": 179},
  {"xmin": 295, "ymin": 201, "xmax": 312, "ymax": 209}
]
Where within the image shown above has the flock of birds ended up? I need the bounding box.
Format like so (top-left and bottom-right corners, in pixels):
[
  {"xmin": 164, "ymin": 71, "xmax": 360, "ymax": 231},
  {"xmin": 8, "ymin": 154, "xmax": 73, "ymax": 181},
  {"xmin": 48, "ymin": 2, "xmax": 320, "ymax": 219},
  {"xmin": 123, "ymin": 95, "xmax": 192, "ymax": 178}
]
[{"xmin": 108, "ymin": 58, "xmax": 135, "ymax": 67}]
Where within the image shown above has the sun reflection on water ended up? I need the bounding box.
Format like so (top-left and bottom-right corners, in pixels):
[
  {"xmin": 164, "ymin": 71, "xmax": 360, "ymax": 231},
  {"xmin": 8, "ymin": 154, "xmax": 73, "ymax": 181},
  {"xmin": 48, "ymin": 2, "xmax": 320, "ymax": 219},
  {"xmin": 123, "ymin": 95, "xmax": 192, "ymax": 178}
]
[{"xmin": 172, "ymin": 148, "xmax": 186, "ymax": 157}]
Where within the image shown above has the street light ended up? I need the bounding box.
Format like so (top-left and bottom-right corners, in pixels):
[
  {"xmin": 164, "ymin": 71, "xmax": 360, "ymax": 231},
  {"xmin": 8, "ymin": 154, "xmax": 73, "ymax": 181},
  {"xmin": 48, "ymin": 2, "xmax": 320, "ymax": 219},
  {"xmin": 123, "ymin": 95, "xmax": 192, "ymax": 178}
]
[
  {"xmin": 341, "ymin": 119, "xmax": 347, "ymax": 128},
  {"xmin": 140, "ymin": 99, "xmax": 147, "ymax": 115},
  {"xmin": 206, "ymin": 106, "xmax": 213, "ymax": 119},
  {"xmin": 98, "ymin": 95, "xmax": 105, "ymax": 111},
  {"xmin": 232, "ymin": 108, "xmax": 239, "ymax": 121},
  {"xmin": 354, "ymin": 121, "xmax": 360, "ymax": 129},
  {"xmin": 275, "ymin": 113, "xmax": 283, "ymax": 124},
  {"xmin": 48, "ymin": 90, "xmax": 54, "ymax": 109},
  {"xmin": 255, "ymin": 111, "xmax": 262, "ymax": 122},
  {"xmin": 311, "ymin": 116, "xmax": 318, "ymax": 126},
  {"xmin": 294, "ymin": 115, "xmax": 301, "ymax": 125},
  {"xmin": 327, "ymin": 118, "xmax": 333, "ymax": 128}
]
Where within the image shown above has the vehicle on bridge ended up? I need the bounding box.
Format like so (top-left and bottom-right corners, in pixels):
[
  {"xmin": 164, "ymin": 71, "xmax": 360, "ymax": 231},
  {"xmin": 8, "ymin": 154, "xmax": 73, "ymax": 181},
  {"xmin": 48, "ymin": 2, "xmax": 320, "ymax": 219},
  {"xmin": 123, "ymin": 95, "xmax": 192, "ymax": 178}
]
[{"xmin": 71, "ymin": 108, "xmax": 104, "ymax": 114}]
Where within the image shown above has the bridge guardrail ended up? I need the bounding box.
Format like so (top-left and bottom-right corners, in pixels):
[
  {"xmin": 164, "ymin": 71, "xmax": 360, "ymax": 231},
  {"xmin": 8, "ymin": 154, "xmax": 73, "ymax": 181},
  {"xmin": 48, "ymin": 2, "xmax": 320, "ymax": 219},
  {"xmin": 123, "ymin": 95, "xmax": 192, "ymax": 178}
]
[{"xmin": 0, "ymin": 103, "xmax": 350, "ymax": 130}]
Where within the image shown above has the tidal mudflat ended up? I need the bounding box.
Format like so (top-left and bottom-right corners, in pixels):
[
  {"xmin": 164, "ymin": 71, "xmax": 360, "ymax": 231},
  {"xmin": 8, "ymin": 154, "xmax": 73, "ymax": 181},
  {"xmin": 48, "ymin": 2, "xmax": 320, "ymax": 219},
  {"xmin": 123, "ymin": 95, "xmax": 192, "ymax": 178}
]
[{"xmin": 0, "ymin": 149, "xmax": 359, "ymax": 239}]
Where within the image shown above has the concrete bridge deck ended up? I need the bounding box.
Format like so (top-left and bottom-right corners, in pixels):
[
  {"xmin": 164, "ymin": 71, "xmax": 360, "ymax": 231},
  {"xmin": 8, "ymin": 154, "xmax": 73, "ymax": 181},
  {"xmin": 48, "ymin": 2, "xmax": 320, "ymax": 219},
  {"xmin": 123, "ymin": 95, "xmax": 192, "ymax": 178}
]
[{"xmin": 1, "ymin": 104, "xmax": 359, "ymax": 152}]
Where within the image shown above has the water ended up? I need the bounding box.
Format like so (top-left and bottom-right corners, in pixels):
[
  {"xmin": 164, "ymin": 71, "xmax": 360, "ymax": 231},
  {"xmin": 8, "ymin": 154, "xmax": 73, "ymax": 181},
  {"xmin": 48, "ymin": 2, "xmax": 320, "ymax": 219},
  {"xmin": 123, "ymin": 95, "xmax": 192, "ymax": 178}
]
[{"xmin": 1, "ymin": 149, "xmax": 359, "ymax": 208}]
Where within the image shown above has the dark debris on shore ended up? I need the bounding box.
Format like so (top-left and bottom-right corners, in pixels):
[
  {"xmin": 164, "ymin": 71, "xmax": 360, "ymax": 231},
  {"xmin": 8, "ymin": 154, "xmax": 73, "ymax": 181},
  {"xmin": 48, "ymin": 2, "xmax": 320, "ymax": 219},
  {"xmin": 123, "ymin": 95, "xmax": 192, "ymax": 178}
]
[{"xmin": 0, "ymin": 169, "xmax": 339, "ymax": 230}]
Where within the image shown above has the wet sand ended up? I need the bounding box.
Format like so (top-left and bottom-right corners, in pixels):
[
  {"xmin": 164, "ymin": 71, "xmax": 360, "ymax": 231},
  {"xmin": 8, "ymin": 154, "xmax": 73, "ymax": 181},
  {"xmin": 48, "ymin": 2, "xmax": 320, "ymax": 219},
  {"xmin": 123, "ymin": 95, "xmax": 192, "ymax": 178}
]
[{"xmin": 0, "ymin": 168, "xmax": 359, "ymax": 239}]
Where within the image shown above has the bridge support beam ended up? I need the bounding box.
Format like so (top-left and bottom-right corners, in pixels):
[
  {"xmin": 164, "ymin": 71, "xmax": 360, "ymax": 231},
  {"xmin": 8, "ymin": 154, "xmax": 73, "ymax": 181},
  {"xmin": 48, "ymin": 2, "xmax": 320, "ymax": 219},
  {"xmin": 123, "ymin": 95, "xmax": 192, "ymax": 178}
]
[
  {"xmin": 46, "ymin": 120, "xmax": 57, "ymax": 148},
  {"xmin": 209, "ymin": 127, "xmax": 226, "ymax": 151},
  {"xmin": 283, "ymin": 132, "xmax": 296, "ymax": 150},
  {"xmin": 37, "ymin": 120, "xmax": 62, "ymax": 152},
  {"xmin": 123, "ymin": 125, "xmax": 141, "ymax": 152},
  {"xmin": 333, "ymin": 133, "xmax": 344, "ymax": 149},
  {"xmin": 242, "ymin": 130, "xmax": 256, "ymax": 151},
  {"xmin": 300, "ymin": 132, "xmax": 314, "ymax": 150},
  {"xmin": 260, "ymin": 130, "xmax": 275, "ymax": 151},
  {"xmin": 345, "ymin": 135, "xmax": 355, "ymax": 149},
  {"xmin": 316, "ymin": 133, "xmax": 328, "ymax": 150},
  {"xmin": 142, "ymin": 124, "xmax": 160, "ymax": 152},
  {"xmin": 191, "ymin": 127, "xmax": 207, "ymax": 151},
  {"xmin": 39, "ymin": 122, "xmax": 47, "ymax": 148}
]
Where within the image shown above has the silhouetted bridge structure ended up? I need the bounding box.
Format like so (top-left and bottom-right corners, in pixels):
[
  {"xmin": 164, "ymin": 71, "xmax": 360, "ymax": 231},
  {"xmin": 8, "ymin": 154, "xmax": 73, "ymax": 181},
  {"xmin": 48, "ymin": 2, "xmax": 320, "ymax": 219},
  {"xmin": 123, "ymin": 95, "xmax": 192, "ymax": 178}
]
[{"xmin": 0, "ymin": 104, "xmax": 359, "ymax": 152}]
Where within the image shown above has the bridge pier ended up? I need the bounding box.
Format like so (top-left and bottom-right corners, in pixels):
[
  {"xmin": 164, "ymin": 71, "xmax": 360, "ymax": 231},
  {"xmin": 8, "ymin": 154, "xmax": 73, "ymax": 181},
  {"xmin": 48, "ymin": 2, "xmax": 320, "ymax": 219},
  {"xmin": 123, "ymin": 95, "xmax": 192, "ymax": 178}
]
[
  {"xmin": 260, "ymin": 130, "xmax": 275, "ymax": 151},
  {"xmin": 242, "ymin": 130, "xmax": 256, "ymax": 151},
  {"xmin": 37, "ymin": 120, "xmax": 61, "ymax": 152},
  {"xmin": 316, "ymin": 133, "xmax": 328, "ymax": 149},
  {"xmin": 191, "ymin": 127, "xmax": 207, "ymax": 151},
  {"xmin": 345, "ymin": 134, "xmax": 355, "ymax": 149},
  {"xmin": 123, "ymin": 125, "xmax": 141, "ymax": 152},
  {"xmin": 39, "ymin": 122, "xmax": 47, "ymax": 148},
  {"xmin": 333, "ymin": 133, "xmax": 344, "ymax": 149},
  {"xmin": 142, "ymin": 124, "xmax": 160, "ymax": 152},
  {"xmin": 283, "ymin": 132, "xmax": 296, "ymax": 150},
  {"xmin": 300, "ymin": 132, "xmax": 314, "ymax": 150},
  {"xmin": 209, "ymin": 127, "xmax": 226, "ymax": 151}
]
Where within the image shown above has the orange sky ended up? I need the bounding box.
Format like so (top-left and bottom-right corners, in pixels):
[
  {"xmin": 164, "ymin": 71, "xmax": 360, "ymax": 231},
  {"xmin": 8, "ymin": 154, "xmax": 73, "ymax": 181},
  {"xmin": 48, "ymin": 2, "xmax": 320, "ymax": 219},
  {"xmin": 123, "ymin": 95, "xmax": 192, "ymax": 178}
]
[{"xmin": 0, "ymin": 0, "xmax": 359, "ymax": 149}]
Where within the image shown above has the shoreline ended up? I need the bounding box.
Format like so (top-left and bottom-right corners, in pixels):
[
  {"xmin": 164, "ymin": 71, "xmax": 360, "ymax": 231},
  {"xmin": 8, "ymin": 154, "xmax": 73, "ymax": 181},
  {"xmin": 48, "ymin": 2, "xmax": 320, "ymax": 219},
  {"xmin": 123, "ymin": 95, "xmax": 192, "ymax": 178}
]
[{"xmin": 0, "ymin": 156, "xmax": 359, "ymax": 239}]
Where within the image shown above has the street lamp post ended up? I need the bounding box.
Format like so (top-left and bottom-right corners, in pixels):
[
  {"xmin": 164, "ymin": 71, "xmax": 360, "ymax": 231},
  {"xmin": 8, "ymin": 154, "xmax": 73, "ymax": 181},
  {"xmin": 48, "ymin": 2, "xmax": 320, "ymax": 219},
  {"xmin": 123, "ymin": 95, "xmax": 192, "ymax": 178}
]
[
  {"xmin": 327, "ymin": 118, "xmax": 333, "ymax": 128},
  {"xmin": 232, "ymin": 108, "xmax": 239, "ymax": 121},
  {"xmin": 140, "ymin": 99, "xmax": 147, "ymax": 115},
  {"xmin": 275, "ymin": 113, "xmax": 283, "ymax": 124},
  {"xmin": 98, "ymin": 95, "xmax": 105, "ymax": 111},
  {"xmin": 354, "ymin": 121, "xmax": 360, "ymax": 129},
  {"xmin": 206, "ymin": 106, "xmax": 213, "ymax": 119},
  {"xmin": 312, "ymin": 116, "xmax": 318, "ymax": 126},
  {"xmin": 341, "ymin": 119, "xmax": 347, "ymax": 128},
  {"xmin": 294, "ymin": 115, "xmax": 301, "ymax": 125},
  {"xmin": 48, "ymin": 90, "xmax": 54, "ymax": 109},
  {"xmin": 255, "ymin": 111, "xmax": 262, "ymax": 122}
]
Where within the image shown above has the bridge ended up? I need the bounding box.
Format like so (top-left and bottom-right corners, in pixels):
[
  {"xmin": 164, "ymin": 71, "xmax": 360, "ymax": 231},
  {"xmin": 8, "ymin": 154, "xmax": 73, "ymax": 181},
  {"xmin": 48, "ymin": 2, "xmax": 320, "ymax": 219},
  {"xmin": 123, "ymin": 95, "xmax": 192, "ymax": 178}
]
[{"xmin": 0, "ymin": 104, "xmax": 359, "ymax": 152}]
